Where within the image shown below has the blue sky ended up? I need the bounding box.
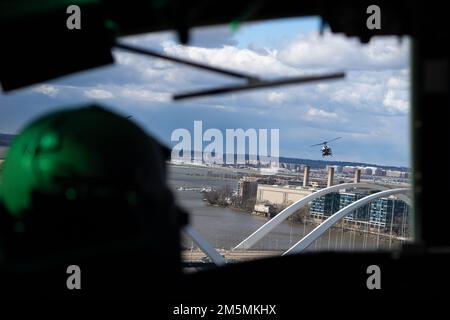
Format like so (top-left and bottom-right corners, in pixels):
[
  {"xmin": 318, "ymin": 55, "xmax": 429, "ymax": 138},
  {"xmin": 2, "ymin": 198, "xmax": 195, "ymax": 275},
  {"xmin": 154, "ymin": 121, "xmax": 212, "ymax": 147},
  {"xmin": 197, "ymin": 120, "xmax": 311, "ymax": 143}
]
[{"xmin": 0, "ymin": 17, "xmax": 410, "ymax": 166}]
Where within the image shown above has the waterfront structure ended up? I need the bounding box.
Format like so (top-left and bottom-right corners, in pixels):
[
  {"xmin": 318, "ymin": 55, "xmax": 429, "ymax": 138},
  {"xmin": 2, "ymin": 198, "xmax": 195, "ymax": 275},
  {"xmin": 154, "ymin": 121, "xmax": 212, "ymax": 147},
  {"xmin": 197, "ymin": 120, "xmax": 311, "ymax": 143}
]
[
  {"xmin": 310, "ymin": 192, "xmax": 340, "ymax": 217},
  {"xmin": 237, "ymin": 178, "xmax": 258, "ymax": 201},
  {"xmin": 284, "ymin": 188, "xmax": 410, "ymax": 255},
  {"xmin": 312, "ymin": 190, "xmax": 409, "ymax": 229},
  {"xmin": 256, "ymin": 185, "xmax": 312, "ymax": 206},
  {"xmin": 254, "ymin": 204, "xmax": 277, "ymax": 217},
  {"xmin": 369, "ymin": 197, "xmax": 409, "ymax": 231},
  {"xmin": 235, "ymin": 183, "xmax": 411, "ymax": 251},
  {"xmin": 339, "ymin": 192, "xmax": 370, "ymax": 221}
]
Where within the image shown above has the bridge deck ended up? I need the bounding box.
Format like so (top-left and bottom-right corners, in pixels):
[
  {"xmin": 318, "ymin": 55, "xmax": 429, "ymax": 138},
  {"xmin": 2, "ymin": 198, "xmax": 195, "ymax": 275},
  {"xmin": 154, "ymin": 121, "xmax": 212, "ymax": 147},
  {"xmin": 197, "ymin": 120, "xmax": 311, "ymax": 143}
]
[{"xmin": 182, "ymin": 249, "xmax": 282, "ymax": 262}]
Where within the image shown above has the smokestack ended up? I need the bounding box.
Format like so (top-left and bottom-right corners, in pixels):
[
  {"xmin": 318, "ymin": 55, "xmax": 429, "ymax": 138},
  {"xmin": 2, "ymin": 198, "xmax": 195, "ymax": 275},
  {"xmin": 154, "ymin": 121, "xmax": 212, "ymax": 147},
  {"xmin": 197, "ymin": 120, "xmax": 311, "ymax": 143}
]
[
  {"xmin": 303, "ymin": 165, "xmax": 310, "ymax": 187},
  {"xmin": 327, "ymin": 166, "xmax": 334, "ymax": 187},
  {"xmin": 354, "ymin": 169, "xmax": 361, "ymax": 183}
]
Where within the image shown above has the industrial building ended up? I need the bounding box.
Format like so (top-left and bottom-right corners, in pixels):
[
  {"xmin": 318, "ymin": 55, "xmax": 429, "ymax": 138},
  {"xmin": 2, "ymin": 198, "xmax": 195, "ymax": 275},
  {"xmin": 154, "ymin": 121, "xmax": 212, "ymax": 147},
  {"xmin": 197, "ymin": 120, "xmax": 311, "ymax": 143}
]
[
  {"xmin": 237, "ymin": 178, "xmax": 258, "ymax": 201},
  {"xmin": 256, "ymin": 185, "xmax": 312, "ymax": 206},
  {"xmin": 253, "ymin": 203, "xmax": 277, "ymax": 217}
]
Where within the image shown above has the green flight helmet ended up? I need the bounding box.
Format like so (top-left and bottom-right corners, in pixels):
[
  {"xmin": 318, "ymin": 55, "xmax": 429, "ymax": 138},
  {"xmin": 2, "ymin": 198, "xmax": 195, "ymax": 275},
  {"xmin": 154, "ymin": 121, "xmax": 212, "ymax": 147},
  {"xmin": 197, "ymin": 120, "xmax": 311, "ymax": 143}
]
[{"xmin": 0, "ymin": 105, "xmax": 185, "ymax": 263}]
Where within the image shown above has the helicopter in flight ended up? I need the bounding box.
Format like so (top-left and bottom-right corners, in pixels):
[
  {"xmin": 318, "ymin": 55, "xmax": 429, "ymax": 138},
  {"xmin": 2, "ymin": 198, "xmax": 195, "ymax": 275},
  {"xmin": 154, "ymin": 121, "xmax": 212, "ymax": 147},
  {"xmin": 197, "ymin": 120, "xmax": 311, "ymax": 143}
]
[{"xmin": 310, "ymin": 137, "xmax": 342, "ymax": 157}]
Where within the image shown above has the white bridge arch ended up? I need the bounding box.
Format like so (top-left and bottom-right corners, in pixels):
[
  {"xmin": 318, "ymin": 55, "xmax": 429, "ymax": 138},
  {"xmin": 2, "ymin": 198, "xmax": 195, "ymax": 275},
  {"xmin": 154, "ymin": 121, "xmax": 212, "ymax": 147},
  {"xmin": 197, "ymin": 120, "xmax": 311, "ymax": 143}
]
[
  {"xmin": 283, "ymin": 188, "xmax": 410, "ymax": 255},
  {"xmin": 234, "ymin": 183, "xmax": 412, "ymax": 251}
]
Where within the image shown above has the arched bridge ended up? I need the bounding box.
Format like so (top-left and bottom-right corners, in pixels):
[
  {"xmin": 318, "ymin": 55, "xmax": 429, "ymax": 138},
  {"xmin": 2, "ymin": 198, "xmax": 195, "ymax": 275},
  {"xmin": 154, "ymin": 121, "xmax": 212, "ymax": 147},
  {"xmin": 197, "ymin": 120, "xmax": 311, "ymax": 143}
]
[
  {"xmin": 183, "ymin": 182, "xmax": 411, "ymax": 265},
  {"xmin": 234, "ymin": 182, "xmax": 412, "ymax": 251},
  {"xmin": 283, "ymin": 188, "xmax": 410, "ymax": 255}
]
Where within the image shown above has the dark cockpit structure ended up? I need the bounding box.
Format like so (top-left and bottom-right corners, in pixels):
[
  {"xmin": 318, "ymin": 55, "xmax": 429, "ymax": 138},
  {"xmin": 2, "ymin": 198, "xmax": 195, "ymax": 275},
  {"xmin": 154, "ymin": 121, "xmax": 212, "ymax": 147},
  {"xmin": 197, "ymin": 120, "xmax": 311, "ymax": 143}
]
[{"xmin": 1, "ymin": 0, "xmax": 449, "ymax": 302}]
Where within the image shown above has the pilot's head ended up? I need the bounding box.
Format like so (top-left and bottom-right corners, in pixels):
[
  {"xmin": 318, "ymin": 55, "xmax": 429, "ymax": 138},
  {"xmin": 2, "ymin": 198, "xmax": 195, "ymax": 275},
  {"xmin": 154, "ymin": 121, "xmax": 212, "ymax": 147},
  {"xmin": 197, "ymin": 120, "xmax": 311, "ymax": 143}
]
[{"xmin": 0, "ymin": 105, "xmax": 186, "ymax": 292}]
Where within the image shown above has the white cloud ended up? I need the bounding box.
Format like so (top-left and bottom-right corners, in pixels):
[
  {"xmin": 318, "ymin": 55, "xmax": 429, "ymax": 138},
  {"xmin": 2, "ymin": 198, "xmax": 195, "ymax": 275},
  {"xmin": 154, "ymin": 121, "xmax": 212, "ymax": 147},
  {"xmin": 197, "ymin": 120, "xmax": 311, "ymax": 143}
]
[
  {"xmin": 112, "ymin": 32, "xmax": 411, "ymax": 120},
  {"xmin": 331, "ymin": 89, "xmax": 363, "ymax": 105},
  {"xmin": 306, "ymin": 107, "xmax": 338, "ymax": 120},
  {"xmin": 32, "ymin": 84, "xmax": 59, "ymax": 97},
  {"xmin": 383, "ymin": 90, "xmax": 409, "ymax": 113},
  {"xmin": 120, "ymin": 87, "xmax": 170, "ymax": 103},
  {"xmin": 267, "ymin": 91, "xmax": 288, "ymax": 103},
  {"xmin": 317, "ymin": 83, "xmax": 329, "ymax": 92},
  {"xmin": 163, "ymin": 43, "xmax": 298, "ymax": 78},
  {"xmin": 84, "ymin": 89, "xmax": 114, "ymax": 99},
  {"xmin": 278, "ymin": 31, "xmax": 408, "ymax": 70},
  {"xmin": 387, "ymin": 76, "xmax": 408, "ymax": 89}
]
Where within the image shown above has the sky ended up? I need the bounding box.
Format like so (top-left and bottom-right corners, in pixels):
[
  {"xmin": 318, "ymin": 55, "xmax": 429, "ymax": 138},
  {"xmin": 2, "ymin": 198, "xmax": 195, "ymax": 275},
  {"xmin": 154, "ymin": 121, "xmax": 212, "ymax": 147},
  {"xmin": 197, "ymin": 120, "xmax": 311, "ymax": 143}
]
[{"xmin": 0, "ymin": 17, "xmax": 410, "ymax": 167}]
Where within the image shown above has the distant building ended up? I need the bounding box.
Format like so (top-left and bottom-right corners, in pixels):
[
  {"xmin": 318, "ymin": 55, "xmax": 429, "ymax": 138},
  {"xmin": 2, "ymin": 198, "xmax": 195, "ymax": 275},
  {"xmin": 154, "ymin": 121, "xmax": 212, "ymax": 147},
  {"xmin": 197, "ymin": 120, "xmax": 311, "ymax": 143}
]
[
  {"xmin": 339, "ymin": 192, "xmax": 370, "ymax": 221},
  {"xmin": 254, "ymin": 204, "xmax": 277, "ymax": 217},
  {"xmin": 310, "ymin": 180, "xmax": 327, "ymax": 189},
  {"xmin": 369, "ymin": 197, "xmax": 410, "ymax": 231},
  {"xmin": 334, "ymin": 165, "xmax": 343, "ymax": 173},
  {"xmin": 283, "ymin": 163, "xmax": 296, "ymax": 170},
  {"xmin": 310, "ymin": 192, "xmax": 340, "ymax": 217},
  {"xmin": 279, "ymin": 163, "xmax": 302, "ymax": 172},
  {"xmin": 256, "ymin": 176, "xmax": 276, "ymax": 185},
  {"xmin": 386, "ymin": 170, "xmax": 403, "ymax": 178},
  {"xmin": 342, "ymin": 166, "xmax": 356, "ymax": 174},
  {"xmin": 237, "ymin": 178, "xmax": 258, "ymax": 201},
  {"xmin": 287, "ymin": 180, "xmax": 303, "ymax": 186},
  {"xmin": 256, "ymin": 185, "xmax": 312, "ymax": 206},
  {"xmin": 374, "ymin": 168, "xmax": 386, "ymax": 176}
]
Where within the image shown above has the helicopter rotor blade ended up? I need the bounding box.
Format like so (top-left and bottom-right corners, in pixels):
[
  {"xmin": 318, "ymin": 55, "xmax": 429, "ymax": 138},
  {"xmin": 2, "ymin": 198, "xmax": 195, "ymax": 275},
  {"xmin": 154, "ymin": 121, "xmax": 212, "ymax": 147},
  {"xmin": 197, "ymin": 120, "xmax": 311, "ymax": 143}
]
[
  {"xmin": 115, "ymin": 42, "xmax": 345, "ymax": 101},
  {"xmin": 310, "ymin": 136, "xmax": 342, "ymax": 147},
  {"xmin": 114, "ymin": 42, "xmax": 345, "ymax": 101},
  {"xmin": 327, "ymin": 137, "xmax": 342, "ymax": 144},
  {"xmin": 174, "ymin": 73, "xmax": 345, "ymax": 100},
  {"xmin": 310, "ymin": 142, "xmax": 326, "ymax": 147},
  {"xmin": 115, "ymin": 42, "xmax": 259, "ymax": 82}
]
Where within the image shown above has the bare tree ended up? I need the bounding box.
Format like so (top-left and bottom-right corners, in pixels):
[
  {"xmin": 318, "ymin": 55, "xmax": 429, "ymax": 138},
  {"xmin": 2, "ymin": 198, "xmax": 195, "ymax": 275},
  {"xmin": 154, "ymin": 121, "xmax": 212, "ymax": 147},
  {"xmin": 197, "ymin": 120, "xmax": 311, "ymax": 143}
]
[
  {"xmin": 204, "ymin": 186, "xmax": 234, "ymax": 207},
  {"xmin": 290, "ymin": 204, "xmax": 311, "ymax": 224}
]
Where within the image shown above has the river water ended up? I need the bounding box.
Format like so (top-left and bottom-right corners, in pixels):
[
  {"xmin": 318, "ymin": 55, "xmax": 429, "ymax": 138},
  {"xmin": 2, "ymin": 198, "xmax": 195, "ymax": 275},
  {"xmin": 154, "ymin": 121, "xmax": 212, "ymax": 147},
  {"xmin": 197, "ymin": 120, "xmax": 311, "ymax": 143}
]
[{"xmin": 168, "ymin": 165, "xmax": 403, "ymax": 252}]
